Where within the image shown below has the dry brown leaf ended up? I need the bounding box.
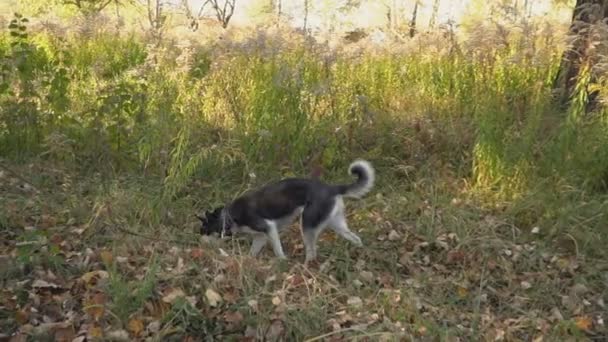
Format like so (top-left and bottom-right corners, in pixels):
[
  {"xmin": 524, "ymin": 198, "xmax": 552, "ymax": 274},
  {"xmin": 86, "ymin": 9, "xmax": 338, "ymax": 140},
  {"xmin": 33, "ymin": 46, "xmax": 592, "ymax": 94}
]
[
  {"xmin": 15, "ymin": 309, "xmax": 29, "ymax": 325},
  {"xmin": 162, "ymin": 288, "xmax": 186, "ymax": 304},
  {"xmin": 100, "ymin": 250, "xmax": 113, "ymax": 265},
  {"xmin": 85, "ymin": 292, "xmax": 105, "ymax": 320},
  {"xmin": 574, "ymin": 315, "xmax": 593, "ymax": 331},
  {"xmin": 8, "ymin": 333, "xmax": 27, "ymax": 342},
  {"xmin": 190, "ymin": 248, "xmax": 204, "ymax": 259},
  {"xmin": 224, "ymin": 311, "xmax": 244, "ymax": 324},
  {"xmin": 53, "ymin": 326, "xmax": 75, "ymax": 342},
  {"xmin": 81, "ymin": 270, "xmax": 109, "ymax": 286},
  {"xmin": 127, "ymin": 318, "xmax": 145, "ymax": 337},
  {"xmin": 446, "ymin": 250, "xmax": 466, "ymax": 264}
]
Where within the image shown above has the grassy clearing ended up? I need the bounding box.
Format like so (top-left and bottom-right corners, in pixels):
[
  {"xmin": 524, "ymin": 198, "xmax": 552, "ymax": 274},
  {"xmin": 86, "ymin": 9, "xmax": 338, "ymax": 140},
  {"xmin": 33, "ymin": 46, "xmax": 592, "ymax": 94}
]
[{"xmin": 1, "ymin": 7, "xmax": 608, "ymax": 342}]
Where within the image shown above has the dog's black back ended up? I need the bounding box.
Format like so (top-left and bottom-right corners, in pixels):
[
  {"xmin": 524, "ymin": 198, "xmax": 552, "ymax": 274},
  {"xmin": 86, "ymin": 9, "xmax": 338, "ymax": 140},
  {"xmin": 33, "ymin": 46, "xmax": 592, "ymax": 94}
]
[{"xmin": 198, "ymin": 159, "xmax": 375, "ymax": 237}]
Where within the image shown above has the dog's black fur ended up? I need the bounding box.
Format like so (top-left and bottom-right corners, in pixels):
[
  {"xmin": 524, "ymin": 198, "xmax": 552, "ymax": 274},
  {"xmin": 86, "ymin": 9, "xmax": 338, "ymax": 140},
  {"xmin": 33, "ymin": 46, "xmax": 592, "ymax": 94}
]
[{"xmin": 196, "ymin": 160, "xmax": 374, "ymax": 261}]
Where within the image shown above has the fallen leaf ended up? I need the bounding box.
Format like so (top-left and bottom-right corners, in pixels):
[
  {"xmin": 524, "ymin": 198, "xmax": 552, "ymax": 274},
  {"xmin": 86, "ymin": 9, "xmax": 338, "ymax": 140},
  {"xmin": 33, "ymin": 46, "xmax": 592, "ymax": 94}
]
[
  {"xmin": 32, "ymin": 279, "xmax": 62, "ymax": 290},
  {"xmin": 574, "ymin": 316, "xmax": 592, "ymax": 331},
  {"xmin": 532, "ymin": 335, "xmax": 543, "ymax": 342},
  {"xmin": 190, "ymin": 248, "xmax": 204, "ymax": 259},
  {"xmin": 53, "ymin": 326, "xmax": 75, "ymax": 342},
  {"xmin": 205, "ymin": 288, "xmax": 222, "ymax": 307},
  {"xmin": 128, "ymin": 318, "xmax": 145, "ymax": 336},
  {"xmin": 457, "ymin": 286, "xmax": 468, "ymax": 299},
  {"xmin": 417, "ymin": 325, "xmax": 428, "ymax": 336},
  {"xmin": 15, "ymin": 309, "xmax": 29, "ymax": 324},
  {"xmin": 100, "ymin": 250, "xmax": 113, "ymax": 265},
  {"xmin": 162, "ymin": 288, "xmax": 186, "ymax": 304},
  {"xmin": 271, "ymin": 296, "xmax": 281, "ymax": 306},
  {"xmin": 359, "ymin": 271, "xmax": 374, "ymax": 283},
  {"xmin": 347, "ymin": 296, "xmax": 363, "ymax": 308},
  {"xmin": 87, "ymin": 325, "xmax": 103, "ymax": 339},
  {"xmin": 81, "ymin": 270, "xmax": 109, "ymax": 287},
  {"xmin": 248, "ymin": 299, "xmax": 259, "ymax": 311},
  {"xmin": 147, "ymin": 321, "xmax": 161, "ymax": 334},
  {"xmin": 550, "ymin": 307, "xmax": 564, "ymax": 321},
  {"xmin": 85, "ymin": 292, "xmax": 105, "ymax": 321},
  {"xmin": 106, "ymin": 329, "xmax": 130, "ymax": 341},
  {"xmin": 388, "ymin": 230, "xmax": 401, "ymax": 241},
  {"xmin": 521, "ymin": 281, "xmax": 532, "ymax": 290},
  {"xmin": 224, "ymin": 311, "xmax": 244, "ymax": 324},
  {"xmin": 446, "ymin": 249, "xmax": 466, "ymax": 264}
]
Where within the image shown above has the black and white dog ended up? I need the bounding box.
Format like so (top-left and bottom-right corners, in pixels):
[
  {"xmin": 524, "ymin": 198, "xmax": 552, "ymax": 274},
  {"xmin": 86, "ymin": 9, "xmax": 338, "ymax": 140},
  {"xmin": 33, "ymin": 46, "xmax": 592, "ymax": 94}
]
[{"xmin": 196, "ymin": 159, "xmax": 375, "ymax": 262}]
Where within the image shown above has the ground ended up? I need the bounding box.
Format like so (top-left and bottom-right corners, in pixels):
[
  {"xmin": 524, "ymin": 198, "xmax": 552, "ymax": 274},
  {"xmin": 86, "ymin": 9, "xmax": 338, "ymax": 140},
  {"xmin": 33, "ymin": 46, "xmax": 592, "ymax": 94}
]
[{"xmin": 0, "ymin": 160, "xmax": 606, "ymax": 341}]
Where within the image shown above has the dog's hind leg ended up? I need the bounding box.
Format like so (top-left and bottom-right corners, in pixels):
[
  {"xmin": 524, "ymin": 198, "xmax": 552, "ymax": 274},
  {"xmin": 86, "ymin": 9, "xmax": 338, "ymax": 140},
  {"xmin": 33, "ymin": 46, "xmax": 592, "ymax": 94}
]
[
  {"xmin": 328, "ymin": 199, "xmax": 363, "ymax": 247},
  {"xmin": 249, "ymin": 234, "xmax": 268, "ymax": 256}
]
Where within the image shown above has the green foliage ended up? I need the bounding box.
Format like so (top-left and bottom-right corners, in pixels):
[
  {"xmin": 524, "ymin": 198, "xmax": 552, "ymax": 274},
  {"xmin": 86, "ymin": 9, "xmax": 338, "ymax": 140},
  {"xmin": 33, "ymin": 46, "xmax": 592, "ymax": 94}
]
[{"xmin": 1, "ymin": 12, "xmax": 607, "ymax": 243}]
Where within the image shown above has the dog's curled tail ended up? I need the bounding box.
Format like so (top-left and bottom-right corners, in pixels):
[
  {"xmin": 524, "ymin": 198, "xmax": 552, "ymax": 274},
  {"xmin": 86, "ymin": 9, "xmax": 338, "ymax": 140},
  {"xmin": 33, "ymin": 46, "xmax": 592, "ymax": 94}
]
[{"xmin": 338, "ymin": 159, "xmax": 375, "ymax": 199}]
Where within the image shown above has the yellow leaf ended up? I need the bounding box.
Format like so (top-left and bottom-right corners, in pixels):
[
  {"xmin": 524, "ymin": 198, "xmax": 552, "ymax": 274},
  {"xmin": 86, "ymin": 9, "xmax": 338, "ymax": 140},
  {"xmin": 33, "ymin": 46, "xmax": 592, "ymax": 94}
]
[
  {"xmin": 575, "ymin": 315, "xmax": 592, "ymax": 331},
  {"xmin": 128, "ymin": 318, "xmax": 144, "ymax": 337},
  {"xmin": 81, "ymin": 270, "xmax": 109, "ymax": 286},
  {"xmin": 100, "ymin": 250, "xmax": 113, "ymax": 265},
  {"xmin": 457, "ymin": 286, "xmax": 469, "ymax": 299},
  {"xmin": 205, "ymin": 288, "xmax": 222, "ymax": 307},
  {"xmin": 88, "ymin": 325, "xmax": 103, "ymax": 339}
]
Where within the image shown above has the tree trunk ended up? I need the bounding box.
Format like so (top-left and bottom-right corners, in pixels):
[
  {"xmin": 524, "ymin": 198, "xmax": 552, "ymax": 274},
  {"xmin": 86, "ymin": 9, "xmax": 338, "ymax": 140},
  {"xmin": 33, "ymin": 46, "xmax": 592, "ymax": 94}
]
[
  {"xmin": 303, "ymin": 0, "xmax": 309, "ymax": 33},
  {"xmin": 428, "ymin": 0, "xmax": 440, "ymax": 29},
  {"xmin": 553, "ymin": 0, "xmax": 608, "ymax": 111},
  {"xmin": 409, "ymin": 1, "xmax": 418, "ymax": 38}
]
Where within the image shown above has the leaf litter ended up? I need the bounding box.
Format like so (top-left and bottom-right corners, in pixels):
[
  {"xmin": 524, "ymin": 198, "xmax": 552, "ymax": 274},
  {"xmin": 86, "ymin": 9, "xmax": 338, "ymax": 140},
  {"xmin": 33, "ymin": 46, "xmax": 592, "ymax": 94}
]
[{"xmin": 1, "ymin": 165, "xmax": 607, "ymax": 341}]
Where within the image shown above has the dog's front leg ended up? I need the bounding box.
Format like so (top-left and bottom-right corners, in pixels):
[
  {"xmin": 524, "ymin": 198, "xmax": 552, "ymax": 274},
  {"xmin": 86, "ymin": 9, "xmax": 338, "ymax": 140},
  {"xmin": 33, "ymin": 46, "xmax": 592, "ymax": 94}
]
[
  {"xmin": 265, "ymin": 221, "xmax": 287, "ymax": 259},
  {"xmin": 250, "ymin": 235, "xmax": 268, "ymax": 256}
]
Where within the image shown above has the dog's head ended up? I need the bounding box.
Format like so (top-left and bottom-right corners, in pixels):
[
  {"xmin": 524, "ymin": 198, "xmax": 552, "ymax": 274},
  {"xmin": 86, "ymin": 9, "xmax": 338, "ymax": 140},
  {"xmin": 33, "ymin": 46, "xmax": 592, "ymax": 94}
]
[{"xmin": 195, "ymin": 206, "xmax": 226, "ymax": 236}]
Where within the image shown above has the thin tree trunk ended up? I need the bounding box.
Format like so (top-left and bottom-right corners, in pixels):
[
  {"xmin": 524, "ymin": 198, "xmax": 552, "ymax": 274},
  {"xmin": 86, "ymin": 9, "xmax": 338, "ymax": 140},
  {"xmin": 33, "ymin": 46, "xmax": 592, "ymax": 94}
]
[
  {"xmin": 409, "ymin": 1, "xmax": 418, "ymax": 38},
  {"xmin": 303, "ymin": 0, "xmax": 309, "ymax": 33},
  {"xmin": 428, "ymin": 0, "xmax": 440, "ymax": 29},
  {"xmin": 553, "ymin": 0, "xmax": 608, "ymax": 111}
]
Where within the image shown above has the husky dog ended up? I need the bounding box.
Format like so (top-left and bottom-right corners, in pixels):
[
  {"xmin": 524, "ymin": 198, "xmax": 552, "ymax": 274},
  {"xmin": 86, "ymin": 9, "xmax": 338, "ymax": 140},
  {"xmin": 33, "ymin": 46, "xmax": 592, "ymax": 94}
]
[{"xmin": 197, "ymin": 160, "xmax": 374, "ymax": 262}]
